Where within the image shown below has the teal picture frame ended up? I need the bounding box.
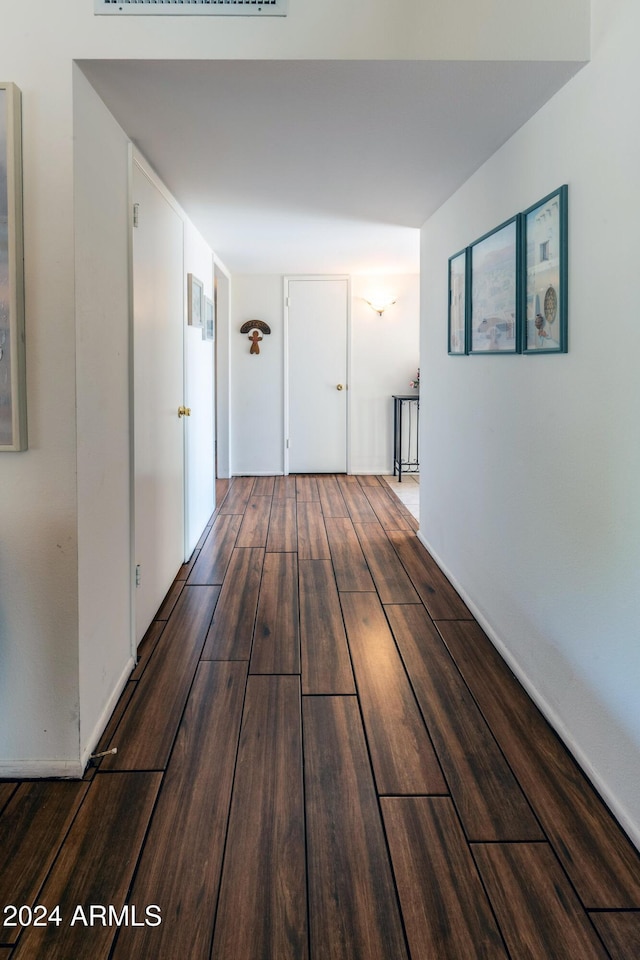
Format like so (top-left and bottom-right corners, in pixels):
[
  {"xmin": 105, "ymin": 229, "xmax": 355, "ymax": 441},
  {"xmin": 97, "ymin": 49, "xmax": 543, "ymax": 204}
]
[
  {"xmin": 0, "ymin": 82, "xmax": 27, "ymax": 451},
  {"xmin": 522, "ymin": 185, "xmax": 568, "ymax": 354},
  {"xmin": 469, "ymin": 215, "xmax": 521, "ymax": 355},
  {"xmin": 448, "ymin": 248, "xmax": 468, "ymax": 355}
]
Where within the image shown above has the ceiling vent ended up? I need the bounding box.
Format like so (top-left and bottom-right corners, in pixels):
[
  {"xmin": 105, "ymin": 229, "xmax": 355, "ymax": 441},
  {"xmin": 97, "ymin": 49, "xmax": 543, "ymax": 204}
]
[{"xmin": 94, "ymin": 0, "xmax": 287, "ymax": 15}]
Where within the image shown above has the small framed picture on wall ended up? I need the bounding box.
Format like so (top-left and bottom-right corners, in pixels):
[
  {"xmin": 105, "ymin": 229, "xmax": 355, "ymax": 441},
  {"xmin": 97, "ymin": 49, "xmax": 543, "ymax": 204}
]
[
  {"xmin": 448, "ymin": 248, "xmax": 468, "ymax": 355},
  {"xmin": 0, "ymin": 82, "xmax": 27, "ymax": 452},
  {"xmin": 187, "ymin": 273, "xmax": 204, "ymax": 327},
  {"xmin": 469, "ymin": 216, "xmax": 520, "ymax": 355},
  {"xmin": 522, "ymin": 185, "xmax": 568, "ymax": 353},
  {"xmin": 203, "ymin": 295, "xmax": 214, "ymax": 341}
]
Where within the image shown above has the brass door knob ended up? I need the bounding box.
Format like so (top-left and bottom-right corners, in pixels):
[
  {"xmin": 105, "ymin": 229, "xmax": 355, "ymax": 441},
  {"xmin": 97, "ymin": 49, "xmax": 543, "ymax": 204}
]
[
  {"xmin": 336, "ymin": 384, "xmax": 344, "ymax": 391},
  {"xmin": 178, "ymin": 406, "xmax": 192, "ymax": 418}
]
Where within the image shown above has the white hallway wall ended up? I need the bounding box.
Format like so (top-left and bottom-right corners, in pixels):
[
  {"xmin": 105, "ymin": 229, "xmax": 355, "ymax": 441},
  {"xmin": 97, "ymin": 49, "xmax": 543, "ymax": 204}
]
[
  {"xmin": 420, "ymin": 0, "xmax": 640, "ymax": 846},
  {"xmin": 231, "ymin": 274, "xmax": 419, "ymax": 476},
  {"xmin": 0, "ymin": 0, "xmax": 590, "ymax": 772}
]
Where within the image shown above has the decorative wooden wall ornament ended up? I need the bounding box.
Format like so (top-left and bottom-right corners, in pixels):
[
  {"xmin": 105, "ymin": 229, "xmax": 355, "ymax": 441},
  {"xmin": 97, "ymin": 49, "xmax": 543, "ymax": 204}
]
[{"xmin": 240, "ymin": 319, "xmax": 271, "ymax": 355}]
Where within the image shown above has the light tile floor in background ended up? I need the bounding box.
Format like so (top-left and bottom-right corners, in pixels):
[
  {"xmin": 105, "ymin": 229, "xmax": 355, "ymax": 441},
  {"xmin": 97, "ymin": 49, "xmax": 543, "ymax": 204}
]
[{"xmin": 383, "ymin": 473, "xmax": 419, "ymax": 521}]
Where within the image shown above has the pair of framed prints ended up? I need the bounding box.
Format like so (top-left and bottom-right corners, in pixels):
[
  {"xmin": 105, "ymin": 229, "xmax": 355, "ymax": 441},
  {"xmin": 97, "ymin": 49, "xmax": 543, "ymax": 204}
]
[
  {"xmin": 448, "ymin": 185, "xmax": 568, "ymax": 356},
  {"xmin": 187, "ymin": 273, "xmax": 215, "ymax": 341}
]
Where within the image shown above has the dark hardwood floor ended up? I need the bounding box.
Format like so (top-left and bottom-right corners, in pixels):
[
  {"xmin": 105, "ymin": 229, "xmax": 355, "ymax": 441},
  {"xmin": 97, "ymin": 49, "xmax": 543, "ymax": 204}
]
[{"xmin": 1, "ymin": 474, "xmax": 639, "ymax": 959}]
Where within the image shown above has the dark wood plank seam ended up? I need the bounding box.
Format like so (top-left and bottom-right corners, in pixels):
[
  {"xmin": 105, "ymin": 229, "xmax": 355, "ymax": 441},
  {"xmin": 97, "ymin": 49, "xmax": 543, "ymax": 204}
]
[
  {"xmin": 432, "ymin": 617, "xmax": 638, "ymax": 914},
  {"xmin": 385, "ymin": 603, "xmax": 545, "ymax": 843},
  {"xmin": 470, "ymin": 841, "xmax": 614, "ymax": 960},
  {"xmin": 337, "ymin": 590, "xmax": 448, "ymax": 800},
  {"xmin": 303, "ymin": 691, "xmax": 413, "ymax": 958},
  {"xmin": 113, "ymin": 665, "xmax": 250, "ymax": 960}
]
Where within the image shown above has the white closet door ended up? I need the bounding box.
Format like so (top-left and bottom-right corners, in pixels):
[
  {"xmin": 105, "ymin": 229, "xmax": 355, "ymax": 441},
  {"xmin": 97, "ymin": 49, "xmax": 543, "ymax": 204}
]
[{"xmin": 286, "ymin": 277, "xmax": 349, "ymax": 473}]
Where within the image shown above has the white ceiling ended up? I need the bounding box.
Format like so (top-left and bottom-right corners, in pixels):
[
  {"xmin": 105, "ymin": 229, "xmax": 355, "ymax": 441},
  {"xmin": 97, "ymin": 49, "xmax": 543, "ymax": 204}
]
[{"xmin": 79, "ymin": 59, "xmax": 582, "ymax": 275}]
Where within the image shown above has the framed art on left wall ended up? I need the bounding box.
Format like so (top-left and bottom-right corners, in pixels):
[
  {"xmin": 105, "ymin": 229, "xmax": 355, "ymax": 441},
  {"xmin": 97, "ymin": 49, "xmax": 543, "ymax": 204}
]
[{"xmin": 0, "ymin": 82, "xmax": 27, "ymax": 451}]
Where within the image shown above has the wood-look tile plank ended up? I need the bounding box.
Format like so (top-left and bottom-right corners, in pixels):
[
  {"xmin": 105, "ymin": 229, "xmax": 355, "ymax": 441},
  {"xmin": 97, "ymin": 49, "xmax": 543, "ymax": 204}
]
[
  {"xmin": 266, "ymin": 497, "xmax": 297, "ymax": 552},
  {"xmin": 590, "ymin": 911, "xmax": 640, "ymax": 960},
  {"xmin": 398, "ymin": 506, "xmax": 420, "ymax": 532},
  {"xmin": 337, "ymin": 477, "xmax": 379, "ymax": 523},
  {"xmin": 354, "ymin": 523, "xmax": 420, "ymax": 603},
  {"xmin": 356, "ymin": 474, "xmax": 382, "ymax": 487},
  {"xmin": 250, "ymin": 552, "xmax": 300, "ymax": 674},
  {"xmin": 218, "ymin": 476, "xmax": 254, "ymax": 515},
  {"xmin": 112, "ymin": 662, "xmax": 246, "ymax": 960},
  {"xmin": 387, "ymin": 530, "xmax": 472, "ymax": 619},
  {"xmin": 155, "ymin": 577, "xmax": 185, "ymax": 620},
  {"xmin": 439, "ymin": 619, "xmax": 640, "ymax": 908},
  {"xmin": 176, "ymin": 549, "xmax": 199, "ymax": 581},
  {"xmin": 215, "ymin": 477, "xmax": 231, "ymax": 503},
  {"xmin": 202, "ymin": 548, "xmax": 264, "ymax": 660},
  {"xmin": 102, "ymin": 585, "xmax": 220, "ymax": 770},
  {"xmin": 0, "ymin": 948, "xmax": 12, "ymax": 957},
  {"xmin": 382, "ymin": 798, "xmax": 508, "ymax": 959},
  {"xmin": 0, "ymin": 782, "xmax": 90, "ymax": 944},
  {"xmin": 236, "ymin": 495, "xmax": 272, "ymax": 548},
  {"xmin": 211, "ymin": 676, "xmax": 307, "ymax": 960},
  {"xmin": 252, "ymin": 476, "xmax": 275, "ymax": 496},
  {"xmin": 130, "ymin": 619, "xmax": 165, "ymax": 680},
  {"xmin": 325, "ymin": 517, "xmax": 375, "ymax": 592},
  {"xmin": 299, "ymin": 559, "xmax": 355, "ymax": 695},
  {"xmin": 361, "ymin": 485, "xmax": 413, "ymax": 531},
  {"xmin": 12, "ymin": 772, "xmax": 161, "ymax": 960},
  {"xmin": 273, "ymin": 475, "xmax": 296, "ymax": 499},
  {"xmin": 297, "ymin": 501, "xmax": 331, "ymax": 560},
  {"xmin": 316, "ymin": 475, "xmax": 350, "ymax": 518},
  {"xmin": 340, "ymin": 592, "xmax": 446, "ymax": 795},
  {"xmin": 472, "ymin": 842, "xmax": 609, "ymax": 959},
  {"xmin": 304, "ymin": 696, "xmax": 409, "ymax": 960},
  {"xmin": 188, "ymin": 514, "xmax": 242, "ymax": 585},
  {"xmin": 387, "ymin": 604, "xmax": 543, "ymax": 841},
  {"xmin": 378, "ymin": 478, "xmax": 420, "ymax": 530},
  {"xmin": 295, "ymin": 475, "xmax": 320, "ymax": 501},
  {"xmin": 0, "ymin": 782, "xmax": 17, "ymax": 815}
]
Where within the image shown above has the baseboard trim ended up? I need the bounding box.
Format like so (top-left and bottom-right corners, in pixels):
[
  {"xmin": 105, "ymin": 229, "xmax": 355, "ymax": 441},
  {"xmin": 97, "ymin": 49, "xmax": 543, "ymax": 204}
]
[
  {"xmin": 417, "ymin": 529, "xmax": 640, "ymax": 853},
  {"xmin": 80, "ymin": 656, "xmax": 135, "ymax": 772},
  {"xmin": 0, "ymin": 759, "xmax": 85, "ymax": 779}
]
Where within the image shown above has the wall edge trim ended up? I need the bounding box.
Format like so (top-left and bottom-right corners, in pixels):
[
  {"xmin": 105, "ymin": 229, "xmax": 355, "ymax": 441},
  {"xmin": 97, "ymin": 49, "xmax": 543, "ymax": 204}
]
[
  {"xmin": 417, "ymin": 528, "xmax": 640, "ymax": 853},
  {"xmin": 80, "ymin": 655, "xmax": 135, "ymax": 772}
]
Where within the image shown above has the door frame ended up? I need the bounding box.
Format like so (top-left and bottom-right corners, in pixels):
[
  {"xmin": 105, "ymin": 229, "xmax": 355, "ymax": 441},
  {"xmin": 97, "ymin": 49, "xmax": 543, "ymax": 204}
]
[
  {"xmin": 283, "ymin": 274, "xmax": 351, "ymax": 476},
  {"xmin": 214, "ymin": 256, "xmax": 232, "ymax": 479}
]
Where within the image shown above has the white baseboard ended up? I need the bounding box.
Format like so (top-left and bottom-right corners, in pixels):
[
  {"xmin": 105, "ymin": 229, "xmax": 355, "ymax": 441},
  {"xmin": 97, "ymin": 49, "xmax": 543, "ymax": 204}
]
[
  {"xmin": 417, "ymin": 529, "xmax": 640, "ymax": 853},
  {"xmin": 350, "ymin": 470, "xmax": 394, "ymax": 476},
  {"xmin": 0, "ymin": 758, "xmax": 85, "ymax": 779},
  {"xmin": 232, "ymin": 471, "xmax": 285, "ymax": 476},
  {"xmin": 80, "ymin": 656, "xmax": 135, "ymax": 772}
]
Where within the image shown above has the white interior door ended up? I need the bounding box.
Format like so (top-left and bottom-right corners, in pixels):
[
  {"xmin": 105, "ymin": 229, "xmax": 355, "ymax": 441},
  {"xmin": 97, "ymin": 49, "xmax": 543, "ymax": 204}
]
[
  {"xmin": 286, "ymin": 277, "xmax": 349, "ymax": 473},
  {"xmin": 133, "ymin": 162, "xmax": 185, "ymax": 644}
]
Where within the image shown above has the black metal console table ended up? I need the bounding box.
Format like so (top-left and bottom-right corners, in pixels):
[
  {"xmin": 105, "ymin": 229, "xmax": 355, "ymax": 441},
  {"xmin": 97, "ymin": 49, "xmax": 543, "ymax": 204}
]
[{"xmin": 392, "ymin": 394, "xmax": 419, "ymax": 481}]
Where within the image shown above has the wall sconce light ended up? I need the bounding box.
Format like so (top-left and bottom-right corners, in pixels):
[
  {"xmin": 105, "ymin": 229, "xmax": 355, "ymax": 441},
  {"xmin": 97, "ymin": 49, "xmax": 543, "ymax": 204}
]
[{"xmin": 362, "ymin": 296, "xmax": 397, "ymax": 317}]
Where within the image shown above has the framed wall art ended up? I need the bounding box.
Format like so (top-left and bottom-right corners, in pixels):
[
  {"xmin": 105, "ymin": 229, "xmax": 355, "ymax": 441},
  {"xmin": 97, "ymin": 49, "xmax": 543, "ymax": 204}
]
[
  {"xmin": 469, "ymin": 215, "xmax": 520, "ymax": 355},
  {"xmin": 522, "ymin": 185, "xmax": 568, "ymax": 353},
  {"xmin": 448, "ymin": 248, "xmax": 467, "ymax": 355},
  {"xmin": 0, "ymin": 82, "xmax": 27, "ymax": 451},
  {"xmin": 187, "ymin": 273, "xmax": 203, "ymax": 327},
  {"xmin": 203, "ymin": 295, "xmax": 214, "ymax": 341}
]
